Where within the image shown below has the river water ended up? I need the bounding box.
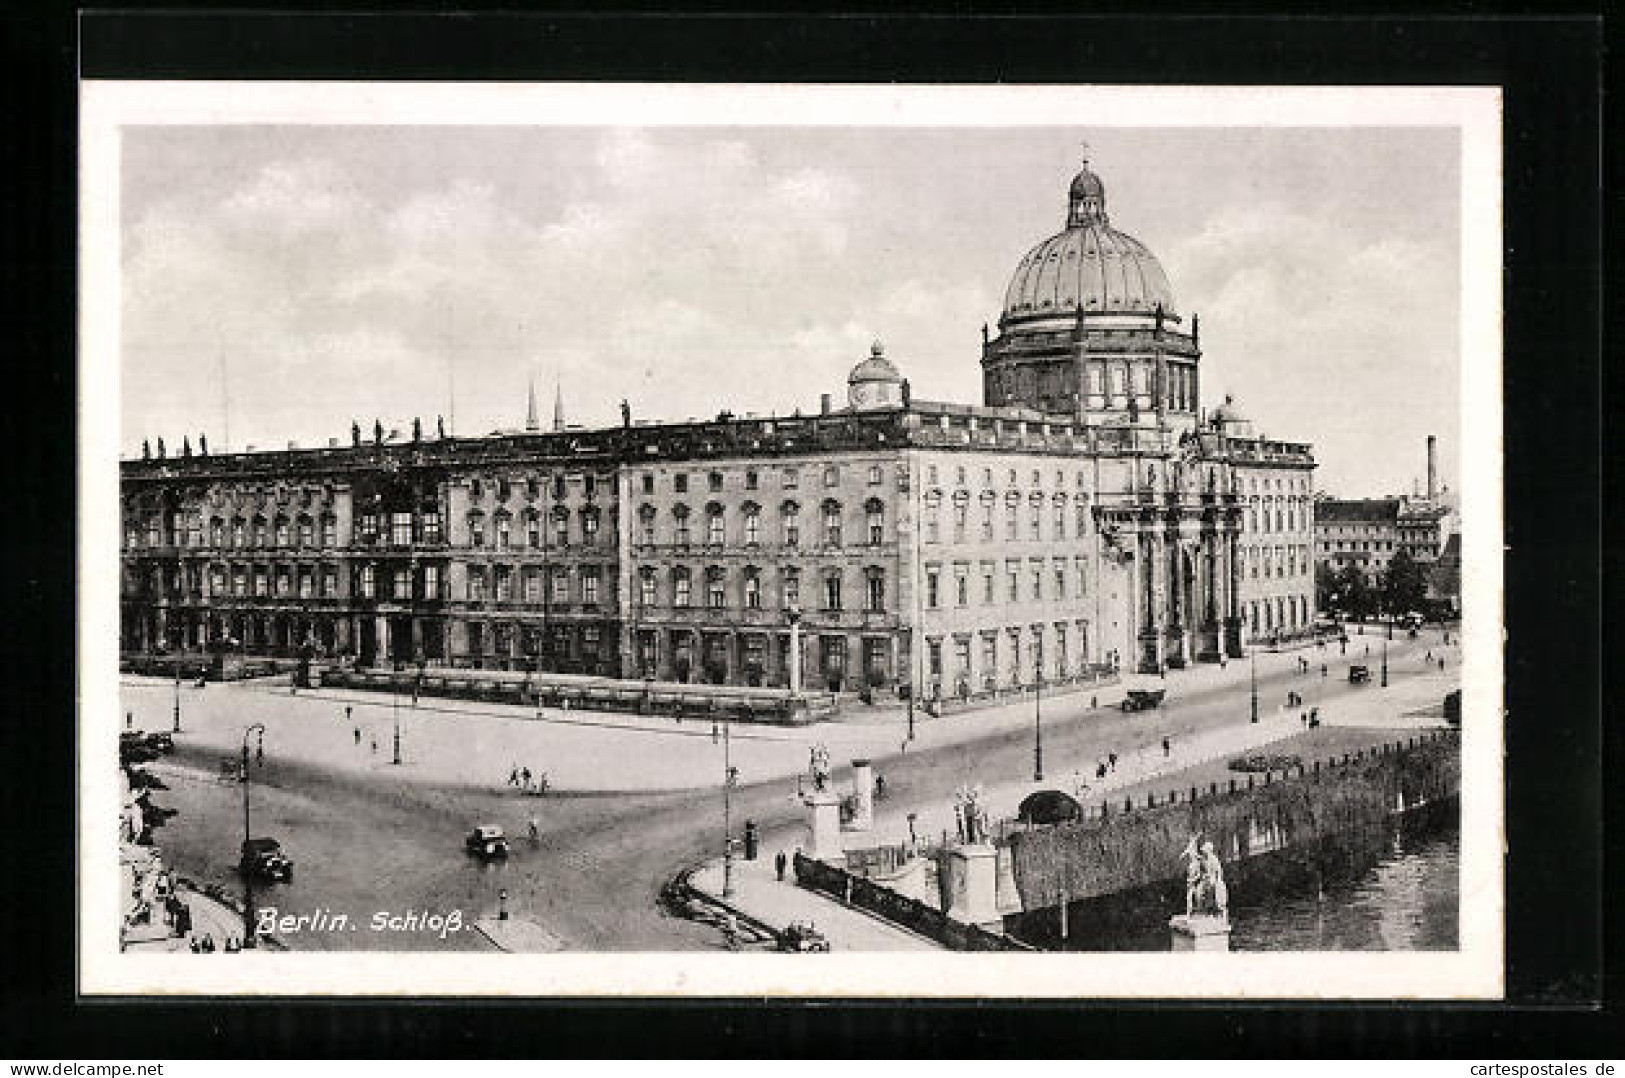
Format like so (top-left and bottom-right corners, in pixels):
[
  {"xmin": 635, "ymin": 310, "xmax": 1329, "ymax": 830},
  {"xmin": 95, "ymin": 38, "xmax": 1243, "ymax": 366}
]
[{"xmin": 1228, "ymin": 821, "xmax": 1460, "ymax": 951}]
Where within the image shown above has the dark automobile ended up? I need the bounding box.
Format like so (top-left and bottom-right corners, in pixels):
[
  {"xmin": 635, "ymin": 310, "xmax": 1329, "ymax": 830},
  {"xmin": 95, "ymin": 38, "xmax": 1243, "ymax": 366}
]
[
  {"xmin": 1119, "ymin": 688, "xmax": 1166, "ymax": 712},
  {"xmin": 120, "ymin": 733, "xmax": 159, "ymax": 765},
  {"xmin": 239, "ymin": 837, "xmax": 294, "ymax": 882},
  {"xmin": 465, "ymin": 825, "xmax": 510, "ymax": 859},
  {"xmin": 1348, "ymin": 665, "xmax": 1372, "ymax": 684},
  {"xmin": 144, "ymin": 732, "xmax": 175, "ymax": 754},
  {"xmin": 1443, "ymin": 689, "xmax": 1461, "ymax": 726},
  {"xmin": 777, "ymin": 920, "xmax": 831, "ymax": 953}
]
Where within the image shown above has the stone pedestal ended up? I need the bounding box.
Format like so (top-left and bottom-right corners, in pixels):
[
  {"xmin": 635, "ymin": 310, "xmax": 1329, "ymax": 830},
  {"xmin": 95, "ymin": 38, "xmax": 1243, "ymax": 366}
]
[
  {"xmin": 1223, "ymin": 616, "xmax": 1244, "ymax": 659},
  {"xmin": 942, "ymin": 843, "xmax": 1001, "ymax": 928},
  {"xmin": 847, "ymin": 759, "xmax": 874, "ymax": 832},
  {"xmin": 1169, "ymin": 913, "xmax": 1231, "ymax": 952},
  {"xmin": 803, "ymin": 789, "xmax": 843, "ymax": 862}
]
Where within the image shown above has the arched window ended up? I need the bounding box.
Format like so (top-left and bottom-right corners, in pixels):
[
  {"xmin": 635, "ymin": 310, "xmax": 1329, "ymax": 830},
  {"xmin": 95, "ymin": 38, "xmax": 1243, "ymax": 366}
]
[
  {"xmin": 581, "ymin": 507, "xmax": 601, "ymax": 546},
  {"xmin": 706, "ymin": 503, "xmax": 725, "ymax": 545},
  {"xmin": 781, "ymin": 567, "xmax": 801, "ymax": 608},
  {"xmin": 210, "ymin": 517, "xmax": 225, "ymax": 548},
  {"xmin": 780, "ymin": 501, "xmax": 800, "ymax": 547},
  {"xmin": 821, "ymin": 500, "xmax": 843, "ymax": 546},
  {"xmin": 637, "ymin": 505, "xmax": 657, "ymax": 545},
  {"xmin": 232, "ymin": 516, "xmax": 246, "ymax": 547},
  {"xmin": 952, "ymin": 500, "xmax": 967, "ymax": 543},
  {"xmin": 639, "ymin": 567, "xmax": 657, "ymax": 607},
  {"xmin": 865, "ymin": 498, "xmax": 885, "ymax": 545},
  {"xmin": 273, "ymin": 515, "xmax": 290, "ymax": 547},
  {"xmin": 252, "ymin": 514, "xmax": 269, "ymax": 547},
  {"xmin": 742, "ymin": 567, "xmax": 761, "ymax": 609},
  {"xmin": 494, "ymin": 511, "xmax": 512, "ymax": 550},
  {"xmin": 742, "ymin": 502, "xmax": 761, "ymax": 546},
  {"xmin": 672, "ymin": 504, "xmax": 691, "ymax": 546},
  {"xmin": 672, "ymin": 566, "xmax": 692, "ymax": 608},
  {"xmin": 924, "ymin": 494, "xmax": 941, "ymax": 543},
  {"xmin": 551, "ymin": 507, "xmax": 570, "ymax": 547},
  {"xmin": 466, "ymin": 511, "xmax": 485, "ymax": 549},
  {"xmin": 296, "ymin": 514, "xmax": 313, "ymax": 548},
  {"xmin": 320, "ymin": 512, "xmax": 337, "ymax": 547}
]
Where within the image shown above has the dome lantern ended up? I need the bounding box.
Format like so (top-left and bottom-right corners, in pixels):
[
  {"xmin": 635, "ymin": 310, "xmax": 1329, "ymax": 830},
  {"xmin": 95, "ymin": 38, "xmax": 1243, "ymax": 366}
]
[{"xmin": 847, "ymin": 340, "xmax": 903, "ymax": 412}]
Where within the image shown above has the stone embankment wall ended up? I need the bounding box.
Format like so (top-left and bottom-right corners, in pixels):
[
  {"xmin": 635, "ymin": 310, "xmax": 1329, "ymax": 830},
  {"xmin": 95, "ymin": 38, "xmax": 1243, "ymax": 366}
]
[
  {"xmin": 793, "ymin": 852, "xmax": 1031, "ymax": 952},
  {"xmin": 1007, "ymin": 730, "xmax": 1459, "ymax": 912}
]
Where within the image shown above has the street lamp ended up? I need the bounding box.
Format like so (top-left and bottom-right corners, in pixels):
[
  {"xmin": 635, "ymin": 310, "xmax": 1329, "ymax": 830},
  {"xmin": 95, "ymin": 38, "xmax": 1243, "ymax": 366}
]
[
  {"xmin": 722, "ymin": 708, "xmax": 738, "ymax": 898},
  {"xmin": 172, "ymin": 656, "xmax": 182, "ymax": 734},
  {"xmin": 1249, "ymin": 647, "xmax": 1259, "ymax": 724},
  {"xmin": 1380, "ymin": 637, "xmax": 1389, "ymax": 688},
  {"xmin": 391, "ymin": 660, "xmax": 404, "ymax": 765},
  {"xmin": 240, "ymin": 722, "xmax": 266, "ymax": 948},
  {"xmin": 1033, "ymin": 644, "xmax": 1044, "ymax": 783}
]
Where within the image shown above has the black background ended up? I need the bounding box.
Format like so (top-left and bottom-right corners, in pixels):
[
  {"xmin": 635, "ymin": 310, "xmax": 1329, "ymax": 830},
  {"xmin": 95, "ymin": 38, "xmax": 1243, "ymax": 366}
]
[{"xmin": 0, "ymin": 6, "xmax": 1609, "ymax": 1058}]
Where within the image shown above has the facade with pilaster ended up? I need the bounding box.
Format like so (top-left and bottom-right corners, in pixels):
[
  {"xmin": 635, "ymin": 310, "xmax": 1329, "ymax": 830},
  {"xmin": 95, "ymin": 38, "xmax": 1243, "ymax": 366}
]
[{"xmin": 120, "ymin": 154, "xmax": 1317, "ymax": 688}]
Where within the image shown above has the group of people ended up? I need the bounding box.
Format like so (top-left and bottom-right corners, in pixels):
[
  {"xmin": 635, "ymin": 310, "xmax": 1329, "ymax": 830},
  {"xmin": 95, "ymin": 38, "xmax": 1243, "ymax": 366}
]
[{"xmin": 507, "ymin": 763, "xmax": 548, "ymax": 795}]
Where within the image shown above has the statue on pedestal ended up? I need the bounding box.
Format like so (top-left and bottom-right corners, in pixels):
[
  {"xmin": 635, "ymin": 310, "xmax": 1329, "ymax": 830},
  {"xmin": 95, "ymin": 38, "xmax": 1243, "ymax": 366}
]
[
  {"xmin": 809, "ymin": 743, "xmax": 831, "ymax": 792},
  {"xmin": 1180, "ymin": 834, "xmax": 1229, "ymax": 918}
]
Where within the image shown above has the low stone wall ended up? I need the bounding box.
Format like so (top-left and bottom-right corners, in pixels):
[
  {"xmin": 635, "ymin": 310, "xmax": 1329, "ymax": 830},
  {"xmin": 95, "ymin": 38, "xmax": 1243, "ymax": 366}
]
[
  {"xmin": 926, "ymin": 667, "xmax": 1121, "ymax": 718},
  {"xmin": 793, "ymin": 852, "xmax": 1032, "ymax": 952},
  {"xmin": 318, "ymin": 665, "xmax": 837, "ymax": 725}
]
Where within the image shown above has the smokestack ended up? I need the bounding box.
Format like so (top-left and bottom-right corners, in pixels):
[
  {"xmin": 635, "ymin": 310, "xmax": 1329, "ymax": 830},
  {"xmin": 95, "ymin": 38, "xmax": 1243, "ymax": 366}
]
[
  {"xmin": 819, "ymin": 393, "xmax": 832, "ymax": 416},
  {"xmin": 1426, "ymin": 435, "xmax": 1438, "ymax": 501}
]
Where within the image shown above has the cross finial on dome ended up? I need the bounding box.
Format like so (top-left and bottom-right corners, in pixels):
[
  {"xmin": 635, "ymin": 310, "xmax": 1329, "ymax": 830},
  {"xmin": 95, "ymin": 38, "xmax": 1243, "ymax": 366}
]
[
  {"xmin": 871, "ymin": 339, "xmax": 884, "ymax": 357},
  {"xmin": 1079, "ymin": 138, "xmax": 1090, "ymax": 167}
]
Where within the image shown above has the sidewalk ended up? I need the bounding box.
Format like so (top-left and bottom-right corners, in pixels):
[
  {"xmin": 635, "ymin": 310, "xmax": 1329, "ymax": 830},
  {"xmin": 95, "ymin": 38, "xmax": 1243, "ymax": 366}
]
[{"xmin": 688, "ymin": 847, "xmax": 939, "ymax": 951}]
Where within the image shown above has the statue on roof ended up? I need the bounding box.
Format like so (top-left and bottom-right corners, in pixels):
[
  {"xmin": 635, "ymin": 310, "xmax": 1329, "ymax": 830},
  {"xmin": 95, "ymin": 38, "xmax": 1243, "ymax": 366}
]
[
  {"xmin": 141, "ymin": 439, "xmax": 151, "ymax": 461},
  {"xmin": 437, "ymin": 415, "xmax": 446, "ymax": 439},
  {"xmin": 198, "ymin": 434, "xmax": 208, "ymax": 456},
  {"xmin": 351, "ymin": 421, "xmax": 361, "ymax": 448},
  {"xmin": 182, "ymin": 436, "xmax": 192, "ymax": 458},
  {"xmin": 156, "ymin": 437, "xmax": 166, "ymax": 459},
  {"xmin": 412, "ymin": 416, "xmax": 422, "ymax": 443},
  {"xmin": 373, "ymin": 419, "xmax": 384, "ymax": 445},
  {"xmin": 620, "ymin": 399, "xmax": 631, "ymax": 428}
]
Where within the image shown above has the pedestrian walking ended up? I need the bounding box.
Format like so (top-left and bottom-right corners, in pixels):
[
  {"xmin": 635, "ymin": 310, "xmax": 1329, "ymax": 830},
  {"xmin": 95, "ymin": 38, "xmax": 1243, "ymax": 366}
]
[
  {"xmin": 874, "ymin": 773, "xmax": 887, "ymax": 800},
  {"xmin": 1096, "ymin": 761, "xmax": 1107, "ymax": 781},
  {"xmin": 1162, "ymin": 736, "xmax": 1171, "ymax": 758},
  {"xmin": 527, "ymin": 818, "xmax": 539, "ymax": 843},
  {"xmin": 370, "ymin": 735, "xmax": 377, "ymax": 754},
  {"xmin": 1300, "ymin": 712, "xmax": 1308, "ymax": 728},
  {"xmin": 521, "ymin": 766, "xmax": 532, "ymax": 789},
  {"xmin": 1321, "ymin": 663, "xmax": 1328, "ymax": 678},
  {"xmin": 1426, "ymin": 650, "xmax": 1433, "ymax": 662},
  {"xmin": 775, "ymin": 849, "xmax": 788, "ymax": 882},
  {"xmin": 354, "ymin": 726, "xmax": 361, "ymax": 745},
  {"xmin": 509, "ymin": 765, "xmax": 520, "ymax": 787},
  {"xmin": 1439, "ymin": 657, "xmax": 1446, "ymax": 671},
  {"xmin": 1108, "ymin": 752, "xmax": 1118, "ymax": 771}
]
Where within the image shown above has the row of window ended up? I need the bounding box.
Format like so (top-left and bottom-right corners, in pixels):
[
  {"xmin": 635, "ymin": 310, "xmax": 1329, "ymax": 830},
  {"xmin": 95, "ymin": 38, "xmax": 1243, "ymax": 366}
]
[
  {"xmin": 466, "ymin": 565, "xmax": 606, "ymax": 606},
  {"xmin": 926, "ymin": 463, "xmax": 1089, "ymax": 491},
  {"xmin": 468, "ymin": 474, "xmax": 599, "ymax": 502},
  {"xmin": 633, "ymin": 565, "xmax": 886, "ymax": 614},
  {"xmin": 1246, "ymin": 543, "xmax": 1311, "ymax": 579},
  {"xmin": 1318, "ymin": 540, "xmax": 1395, "ymax": 553},
  {"xmin": 1249, "ymin": 594, "xmax": 1311, "ymax": 634},
  {"xmin": 636, "ymin": 501, "xmax": 885, "ymax": 548},
  {"xmin": 925, "ymin": 558, "xmax": 1089, "ymax": 609},
  {"xmin": 924, "ymin": 621, "xmax": 1089, "ymax": 687},
  {"xmin": 640, "ymin": 463, "xmax": 887, "ymax": 497},
  {"xmin": 465, "ymin": 508, "xmax": 602, "ymax": 550},
  {"xmin": 924, "ymin": 499, "xmax": 1087, "ymax": 545},
  {"xmin": 128, "ymin": 513, "xmax": 344, "ymax": 550}
]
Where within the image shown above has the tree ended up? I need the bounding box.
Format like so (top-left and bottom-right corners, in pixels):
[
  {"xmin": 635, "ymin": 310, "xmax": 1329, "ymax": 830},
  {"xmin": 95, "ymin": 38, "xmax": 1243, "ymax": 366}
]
[{"xmin": 1382, "ymin": 550, "xmax": 1427, "ymax": 616}]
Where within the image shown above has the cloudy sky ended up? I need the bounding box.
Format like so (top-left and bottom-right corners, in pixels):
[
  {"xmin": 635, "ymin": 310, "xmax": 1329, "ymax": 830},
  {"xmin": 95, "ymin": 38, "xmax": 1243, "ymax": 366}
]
[{"xmin": 120, "ymin": 125, "xmax": 1460, "ymax": 497}]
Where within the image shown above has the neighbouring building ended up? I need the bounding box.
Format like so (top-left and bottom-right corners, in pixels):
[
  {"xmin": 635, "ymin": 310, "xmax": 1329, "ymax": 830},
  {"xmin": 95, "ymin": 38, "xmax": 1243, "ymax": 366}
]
[{"xmin": 120, "ymin": 152, "xmax": 1318, "ymax": 691}]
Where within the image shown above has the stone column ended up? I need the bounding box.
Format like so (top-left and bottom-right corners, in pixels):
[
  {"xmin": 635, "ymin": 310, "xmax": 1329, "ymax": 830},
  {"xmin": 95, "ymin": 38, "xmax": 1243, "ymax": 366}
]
[
  {"xmin": 1198, "ymin": 526, "xmax": 1223, "ymax": 662},
  {"xmin": 803, "ymin": 788, "xmax": 843, "ymax": 861},
  {"xmin": 1164, "ymin": 531, "xmax": 1187, "ymax": 669},
  {"xmin": 375, "ymin": 615, "xmax": 390, "ymax": 667},
  {"xmin": 1224, "ymin": 528, "xmax": 1245, "ymax": 657},
  {"xmin": 942, "ymin": 843, "xmax": 1001, "ymax": 928},
  {"xmin": 847, "ymin": 759, "xmax": 874, "ymax": 832},
  {"xmin": 1136, "ymin": 526, "xmax": 1162, "ymax": 674},
  {"xmin": 788, "ymin": 615, "xmax": 803, "ymax": 696}
]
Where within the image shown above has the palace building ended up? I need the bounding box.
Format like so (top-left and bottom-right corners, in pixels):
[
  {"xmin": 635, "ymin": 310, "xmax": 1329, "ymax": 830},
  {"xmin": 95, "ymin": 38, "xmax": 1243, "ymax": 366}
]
[{"xmin": 120, "ymin": 154, "xmax": 1317, "ymax": 693}]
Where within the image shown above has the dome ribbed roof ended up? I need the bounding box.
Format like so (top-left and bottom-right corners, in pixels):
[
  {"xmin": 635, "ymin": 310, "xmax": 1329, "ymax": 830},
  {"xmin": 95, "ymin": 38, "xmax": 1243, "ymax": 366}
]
[
  {"xmin": 848, "ymin": 340, "xmax": 901, "ymax": 384},
  {"xmin": 1002, "ymin": 223, "xmax": 1176, "ymax": 321}
]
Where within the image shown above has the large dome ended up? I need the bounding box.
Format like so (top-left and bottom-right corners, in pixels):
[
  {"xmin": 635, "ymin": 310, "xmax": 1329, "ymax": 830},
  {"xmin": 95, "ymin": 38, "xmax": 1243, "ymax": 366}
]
[{"xmin": 1001, "ymin": 163, "xmax": 1177, "ymax": 323}]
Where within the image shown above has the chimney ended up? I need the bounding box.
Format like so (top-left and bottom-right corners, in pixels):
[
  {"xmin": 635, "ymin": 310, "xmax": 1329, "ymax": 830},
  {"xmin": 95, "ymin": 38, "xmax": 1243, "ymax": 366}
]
[
  {"xmin": 1426, "ymin": 435, "xmax": 1438, "ymax": 501},
  {"xmin": 819, "ymin": 393, "xmax": 832, "ymax": 415}
]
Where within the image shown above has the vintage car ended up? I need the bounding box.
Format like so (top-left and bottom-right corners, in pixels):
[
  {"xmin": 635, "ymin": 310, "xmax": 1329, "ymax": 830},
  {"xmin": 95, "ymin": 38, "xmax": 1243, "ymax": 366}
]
[
  {"xmin": 1119, "ymin": 687, "xmax": 1167, "ymax": 712},
  {"xmin": 1443, "ymin": 688, "xmax": 1462, "ymax": 726},
  {"xmin": 238, "ymin": 837, "xmax": 294, "ymax": 882},
  {"xmin": 465, "ymin": 824, "xmax": 510, "ymax": 859},
  {"xmin": 777, "ymin": 920, "xmax": 831, "ymax": 953},
  {"xmin": 119, "ymin": 732, "xmax": 159, "ymax": 765},
  {"xmin": 1348, "ymin": 665, "xmax": 1372, "ymax": 684},
  {"xmin": 144, "ymin": 732, "xmax": 175, "ymax": 754}
]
